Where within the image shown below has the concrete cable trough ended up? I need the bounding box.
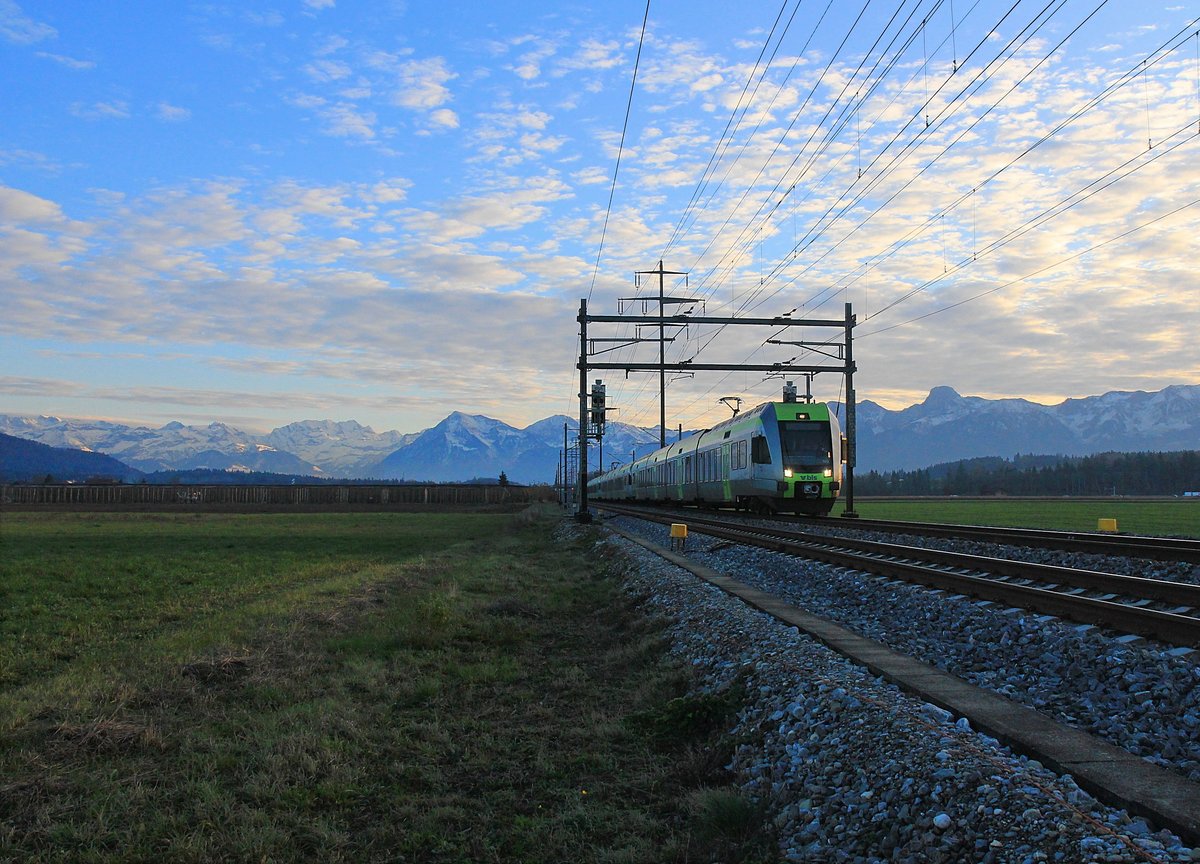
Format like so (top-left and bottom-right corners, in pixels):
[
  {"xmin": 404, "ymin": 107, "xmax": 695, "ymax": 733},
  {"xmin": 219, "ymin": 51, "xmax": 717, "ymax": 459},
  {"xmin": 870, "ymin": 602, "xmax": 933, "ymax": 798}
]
[{"xmin": 602, "ymin": 518, "xmax": 1200, "ymax": 847}]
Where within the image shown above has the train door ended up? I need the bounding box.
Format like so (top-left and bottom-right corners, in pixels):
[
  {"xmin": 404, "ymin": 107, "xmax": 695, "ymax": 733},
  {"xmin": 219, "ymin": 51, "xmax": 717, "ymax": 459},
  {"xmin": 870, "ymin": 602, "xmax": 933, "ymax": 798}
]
[{"xmin": 721, "ymin": 442, "xmax": 731, "ymax": 502}]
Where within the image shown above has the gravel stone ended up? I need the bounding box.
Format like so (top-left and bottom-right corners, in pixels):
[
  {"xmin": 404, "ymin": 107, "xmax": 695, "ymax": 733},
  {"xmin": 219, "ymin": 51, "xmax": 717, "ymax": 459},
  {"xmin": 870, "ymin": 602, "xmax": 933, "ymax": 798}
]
[
  {"xmin": 612, "ymin": 515, "xmax": 1200, "ymax": 784},
  {"xmin": 590, "ymin": 519, "xmax": 1199, "ymax": 863}
]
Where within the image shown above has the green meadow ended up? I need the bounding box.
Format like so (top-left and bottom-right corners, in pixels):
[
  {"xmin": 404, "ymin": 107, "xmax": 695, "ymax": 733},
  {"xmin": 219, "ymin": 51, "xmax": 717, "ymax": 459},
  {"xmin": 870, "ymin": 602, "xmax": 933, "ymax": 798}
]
[
  {"xmin": 832, "ymin": 498, "xmax": 1200, "ymax": 538},
  {"xmin": 0, "ymin": 509, "xmax": 774, "ymax": 863}
]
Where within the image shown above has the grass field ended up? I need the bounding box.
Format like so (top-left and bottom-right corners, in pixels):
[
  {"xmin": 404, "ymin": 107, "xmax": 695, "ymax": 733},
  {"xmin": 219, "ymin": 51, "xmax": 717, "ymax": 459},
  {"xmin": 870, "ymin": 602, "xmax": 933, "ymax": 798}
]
[
  {"xmin": 0, "ymin": 508, "xmax": 774, "ymax": 863},
  {"xmin": 830, "ymin": 498, "xmax": 1200, "ymax": 537}
]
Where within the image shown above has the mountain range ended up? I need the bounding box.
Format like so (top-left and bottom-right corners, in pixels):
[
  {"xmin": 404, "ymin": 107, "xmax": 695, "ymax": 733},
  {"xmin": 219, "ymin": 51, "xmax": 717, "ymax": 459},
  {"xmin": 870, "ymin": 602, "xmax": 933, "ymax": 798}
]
[
  {"xmin": 850, "ymin": 384, "xmax": 1200, "ymax": 471},
  {"xmin": 1, "ymin": 384, "xmax": 1197, "ymax": 483}
]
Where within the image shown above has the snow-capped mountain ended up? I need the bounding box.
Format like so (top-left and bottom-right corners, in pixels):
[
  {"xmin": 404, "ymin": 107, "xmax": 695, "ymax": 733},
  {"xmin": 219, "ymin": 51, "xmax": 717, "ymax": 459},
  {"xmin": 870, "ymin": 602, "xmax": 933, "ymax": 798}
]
[
  {"xmin": 849, "ymin": 384, "xmax": 1200, "ymax": 471},
  {"xmin": 0, "ymin": 415, "xmax": 319, "ymax": 475},
  {"xmin": 369, "ymin": 413, "xmax": 667, "ymax": 483},
  {"xmin": 263, "ymin": 420, "xmax": 415, "ymax": 475},
  {"xmin": 2, "ymin": 383, "xmax": 1197, "ymax": 482}
]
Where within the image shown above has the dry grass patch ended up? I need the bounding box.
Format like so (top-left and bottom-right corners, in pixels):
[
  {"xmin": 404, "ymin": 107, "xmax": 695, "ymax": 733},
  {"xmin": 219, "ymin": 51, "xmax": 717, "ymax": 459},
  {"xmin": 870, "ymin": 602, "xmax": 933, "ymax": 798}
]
[{"xmin": 0, "ymin": 510, "xmax": 779, "ymax": 862}]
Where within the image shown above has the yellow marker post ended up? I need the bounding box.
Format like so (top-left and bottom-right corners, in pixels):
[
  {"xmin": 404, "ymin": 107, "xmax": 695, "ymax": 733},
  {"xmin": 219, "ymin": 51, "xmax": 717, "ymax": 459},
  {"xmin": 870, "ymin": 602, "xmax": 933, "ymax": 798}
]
[
  {"xmin": 1097, "ymin": 518, "xmax": 1118, "ymax": 533},
  {"xmin": 669, "ymin": 523, "xmax": 688, "ymax": 552}
]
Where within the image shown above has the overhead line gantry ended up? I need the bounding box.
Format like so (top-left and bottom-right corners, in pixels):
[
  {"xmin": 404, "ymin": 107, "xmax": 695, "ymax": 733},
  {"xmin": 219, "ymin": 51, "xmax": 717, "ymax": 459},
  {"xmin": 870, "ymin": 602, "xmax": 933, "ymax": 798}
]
[{"xmin": 575, "ymin": 268, "xmax": 859, "ymax": 522}]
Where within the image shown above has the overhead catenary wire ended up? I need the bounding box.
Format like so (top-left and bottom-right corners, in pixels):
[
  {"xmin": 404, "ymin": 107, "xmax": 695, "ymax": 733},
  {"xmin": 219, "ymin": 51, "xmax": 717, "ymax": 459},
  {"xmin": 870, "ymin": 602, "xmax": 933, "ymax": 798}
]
[
  {"xmin": 585, "ymin": 0, "xmax": 651, "ymax": 305},
  {"xmin": 859, "ymin": 196, "xmax": 1200, "ymax": 340},
  {"xmin": 730, "ymin": 0, "xmax": 1199, "ymax": 339},
  {"xmin": 612, "ymin": 0, "xmax": 796, "ymax": 424},
  {"xmin": 658, "ymin": 0, "xmax": 1027, "ymax": 422},
  {"xmin": 731, "ymin": 0, "xmax": 1053, "ymax": 315},
  {"xmin": 659, "ymin": 0, "xmax": 798, "ymax": 260},
  {"xmin": 607, "ymin": 3, "xmax": 1198, "ymax": 434},
  {"xmin": 690, "ymin": 0, "xmax": 979, "ymax": 316},
  {"xmin": 663, "ymin": 3, "xmax": 1195, "ymax": 426},
  {"xmin": 613, "ymin": 0, "xmax": 822, "ymax": 426},
  {"xmin": 789, "ymin": 8, "xmax": 1198, "ymax": 322}
]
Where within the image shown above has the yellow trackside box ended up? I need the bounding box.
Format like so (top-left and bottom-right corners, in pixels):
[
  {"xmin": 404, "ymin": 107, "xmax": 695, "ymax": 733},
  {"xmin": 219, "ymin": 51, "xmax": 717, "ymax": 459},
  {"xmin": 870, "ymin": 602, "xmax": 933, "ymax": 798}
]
[
  {"xmin": 670, "ymin": 523, "xmax": 688, "ymax": 539},
  {"xmin": 1097, "ymin": 518, "xmax": 1118, "ymax": 533}
]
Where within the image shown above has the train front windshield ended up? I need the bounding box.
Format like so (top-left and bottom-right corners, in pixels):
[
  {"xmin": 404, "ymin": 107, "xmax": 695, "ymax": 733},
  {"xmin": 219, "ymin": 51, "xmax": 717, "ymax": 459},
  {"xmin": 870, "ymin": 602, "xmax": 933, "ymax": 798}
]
[{"xmin": 779, "ymin": 421, "xmax": 832, "ymax": 472}]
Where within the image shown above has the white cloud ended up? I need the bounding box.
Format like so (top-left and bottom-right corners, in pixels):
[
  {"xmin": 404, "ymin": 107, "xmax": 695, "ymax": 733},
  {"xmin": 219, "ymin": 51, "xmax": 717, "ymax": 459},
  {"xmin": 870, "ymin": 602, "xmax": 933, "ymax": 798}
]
[
  {"xmin": 156, "ymin": 102, "xmax": 191, "ymax": 122},
  {"xmin": 70, "ymin": 101, "xmax": 130, "ymax": 120},
  {"xmin": 304, "ymin": 0, "xmax": 335, "ymax": 8},
  {"xmin": 305, "ymin": 58, "xmax": 352, "ymax": 82},
  {"xmin": 571, "ymin": 166, "xmax": 609, "ymax": 185},
  {"xmin": 0, "ymin": 186, "xmax": 66, "ymax": 223},
  {"xmin": 510, "ymin": 37, "xmax": 558, "ymax": 81},
  {"xmin": 321, "ymin": 103, "xmax": 376, "ymax": 138},
  {"xmin": 315, "ymin": 34, "xmax": 347, "ymax": 56},
  {"xmin": 35, "ymin": 51, "xmax": 94, "ymax": 69},
  {"xmin": 429, "ymin": 108, "xmax": 459, "ymax": 129},
  {"xmin": 559, "ymin": 38, "xmax": 622, "ymax": 71},
  {"xmin": 368, "ymin": 179, "xmax": 411, "ymax": 204},
  {"xmin": 0, "ymin": 0, "xmax": 55, "ymax": 43},
  {"xmin": 392, "ymin": 56, "xmax": 456, "ymax": 110}
]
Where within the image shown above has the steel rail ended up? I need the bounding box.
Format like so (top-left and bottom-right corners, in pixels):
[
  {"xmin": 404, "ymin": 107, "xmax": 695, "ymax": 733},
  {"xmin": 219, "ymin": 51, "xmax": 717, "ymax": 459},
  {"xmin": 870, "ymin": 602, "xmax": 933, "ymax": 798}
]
[
  {"xmin": 805, "ymin": 514, "xmax": 1200, "ymax": 564},
  {"xmin": 598, "ymin": 504, "xmax": 1200, "ymax": 647},
  {"xmin": 676, "ymin": 511, "xmax": 1200, "ymax": 609}
]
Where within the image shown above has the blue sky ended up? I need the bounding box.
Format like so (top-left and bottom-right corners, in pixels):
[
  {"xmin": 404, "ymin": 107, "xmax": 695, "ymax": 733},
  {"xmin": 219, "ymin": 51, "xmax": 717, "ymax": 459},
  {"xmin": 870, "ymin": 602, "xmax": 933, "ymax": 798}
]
[{"xmin": 2, "ymin": 1, "xmax": 1198, "ymax": 434}]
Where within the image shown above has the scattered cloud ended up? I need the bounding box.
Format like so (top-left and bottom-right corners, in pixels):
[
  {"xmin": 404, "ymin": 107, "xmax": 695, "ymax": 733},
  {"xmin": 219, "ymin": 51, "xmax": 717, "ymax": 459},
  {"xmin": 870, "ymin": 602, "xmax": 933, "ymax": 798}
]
[
  {"xmin": 321, "ymin": 103, "xmax": 377, "ymax": 138},
  {"xmin": 0, "ymin": 0, "xmax": 55, "ymax": 43},
  {"xmin": 2, "ymin": 5, "xmax": 1197, "ymax": 433},
  {"xmin": 155, "ymin": 102, "xmax": 191, "ymax": 122},
  {"xmin": 305, "ymin": 58, "xmax": 352, "ymax": 82},
  {"xmin": 70, "ymin": 100, "xmax": 130, "ymax": 120},
  {"xmin": 429, "ymin": 107, "xmax": 459, "ymax": 129},
  {"xmin": 35, "ymin": 51, "xmax": 94, "ymax": 69},
  {"xmin": 387, "ymin": 56, "xmax": 456, "ymax": 110}
]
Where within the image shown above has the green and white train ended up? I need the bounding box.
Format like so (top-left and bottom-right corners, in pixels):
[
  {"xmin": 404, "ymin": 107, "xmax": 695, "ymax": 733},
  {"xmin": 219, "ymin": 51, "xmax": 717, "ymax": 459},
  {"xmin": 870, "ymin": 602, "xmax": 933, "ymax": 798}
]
[{"xmin": 589, "ymin": 398, "xmax": 846, "ymax": 515}]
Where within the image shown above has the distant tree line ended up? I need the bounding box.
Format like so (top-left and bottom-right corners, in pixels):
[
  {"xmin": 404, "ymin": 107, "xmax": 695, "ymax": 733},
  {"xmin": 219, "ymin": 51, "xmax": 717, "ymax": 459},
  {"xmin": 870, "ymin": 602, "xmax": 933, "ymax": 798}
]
[
  {"xmin": 16, "ymin": 469, "xmax": 527, "ymax": 487},
  {"xmin": 855, "ymin": 451, "xmax": 1200, "ymax": 497}
]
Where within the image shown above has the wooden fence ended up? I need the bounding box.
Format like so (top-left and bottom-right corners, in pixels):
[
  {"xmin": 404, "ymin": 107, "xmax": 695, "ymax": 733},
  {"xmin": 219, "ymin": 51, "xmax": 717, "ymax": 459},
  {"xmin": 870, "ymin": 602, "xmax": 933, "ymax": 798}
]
[{"xmin": 1, "ymin": 483, "xmax": 556, "ymax": 508}]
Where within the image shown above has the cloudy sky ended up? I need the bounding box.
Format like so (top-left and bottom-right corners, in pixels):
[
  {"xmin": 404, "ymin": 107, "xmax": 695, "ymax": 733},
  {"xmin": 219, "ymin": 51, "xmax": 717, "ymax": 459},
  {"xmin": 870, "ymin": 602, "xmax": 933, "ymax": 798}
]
[{"xmin": 2, "ymin": 1, "xmax": 1198, "ymax": 435}]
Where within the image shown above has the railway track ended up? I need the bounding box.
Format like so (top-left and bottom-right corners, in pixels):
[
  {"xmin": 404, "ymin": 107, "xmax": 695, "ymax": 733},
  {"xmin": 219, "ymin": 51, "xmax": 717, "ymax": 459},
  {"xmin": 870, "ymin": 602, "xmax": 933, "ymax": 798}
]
[
  {"xmin": 803, "ymin": 513, "xmax": 1200, "ymax": 564},
  {"xmin": 603, "ymin": 521, "xmax": 1200, "ymax": 848},
  {"xmin": 597, "ymin": 503, "xmax": 1200, "ymax": 647}
]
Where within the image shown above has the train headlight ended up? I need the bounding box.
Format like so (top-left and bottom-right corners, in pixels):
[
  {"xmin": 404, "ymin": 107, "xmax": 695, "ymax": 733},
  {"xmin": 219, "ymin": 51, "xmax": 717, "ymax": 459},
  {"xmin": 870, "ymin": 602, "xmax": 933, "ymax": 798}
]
[
  {"xmin": 783, "ymin": 468, "xmax": 793, "ymax": 478},
  {"xmin": 823, "ymin": 468, "xmax": 833, "ymax": 478}
]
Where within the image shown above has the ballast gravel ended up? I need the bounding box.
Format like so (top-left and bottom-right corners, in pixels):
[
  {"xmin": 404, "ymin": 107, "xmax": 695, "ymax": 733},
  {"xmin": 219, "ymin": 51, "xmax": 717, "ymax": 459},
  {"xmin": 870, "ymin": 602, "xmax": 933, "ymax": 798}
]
[
  {"xmin": 591, "ymin": 520, "xmax": 1200, "ymax": 863},
  {"xmin": 611, "ymin": 516, "xmax": 1200, "ymax": 784}
]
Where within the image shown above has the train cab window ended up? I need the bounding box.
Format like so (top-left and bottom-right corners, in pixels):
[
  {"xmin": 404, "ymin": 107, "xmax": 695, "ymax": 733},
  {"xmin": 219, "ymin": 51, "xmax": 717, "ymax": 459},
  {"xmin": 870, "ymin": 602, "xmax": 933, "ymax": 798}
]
[
  {"xmin": 751, "ymin": 435, "xmax": 771, "ymax": 464},
  {"xmin": 779, "ymin": 421, "xmax": 833, "ymax": 472}
]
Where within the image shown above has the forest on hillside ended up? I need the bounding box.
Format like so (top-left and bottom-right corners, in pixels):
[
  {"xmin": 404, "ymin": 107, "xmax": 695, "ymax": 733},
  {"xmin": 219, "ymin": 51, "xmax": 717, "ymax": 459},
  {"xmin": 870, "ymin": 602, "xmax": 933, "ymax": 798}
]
[{"xmin": 855, "ymin": 451, "xmax": 1200, "ymax": 497}]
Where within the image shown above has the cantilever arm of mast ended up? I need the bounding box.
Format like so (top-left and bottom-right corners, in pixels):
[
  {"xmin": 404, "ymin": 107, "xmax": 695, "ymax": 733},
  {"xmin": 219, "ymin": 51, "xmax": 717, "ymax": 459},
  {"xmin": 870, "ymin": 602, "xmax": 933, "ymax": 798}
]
[
  {"xmin": 587, "ymin": 336, "xmax": 677, "ymax": 356},
  {"xmin": 582, "ymin": 362, "xmax": 844, "ymax": 373},
  {"xmin": 617, "ymin": 295, "xmax": 698, "ymax": 304},
  {"xmin": 765, "ymin": 338, "xmax": 845, "ymax": 360},
  {"xmin": 584, "ymin": 314, "xmax": 845, "ymax": 327}
]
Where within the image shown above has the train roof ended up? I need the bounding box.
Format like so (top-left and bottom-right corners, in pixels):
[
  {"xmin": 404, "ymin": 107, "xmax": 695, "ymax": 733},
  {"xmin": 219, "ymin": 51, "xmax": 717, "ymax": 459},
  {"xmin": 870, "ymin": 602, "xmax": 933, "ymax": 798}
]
[{"xmin": 588, "ymin": 399, "xmax": 836, "ymax": 485}]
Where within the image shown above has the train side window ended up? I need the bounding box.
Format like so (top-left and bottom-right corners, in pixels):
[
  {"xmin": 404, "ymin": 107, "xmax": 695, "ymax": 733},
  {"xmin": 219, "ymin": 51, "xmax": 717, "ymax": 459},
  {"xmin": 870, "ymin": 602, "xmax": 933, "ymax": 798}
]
[{"xmin": 751, "ymin": 435, "xmax": 771, "ymax": 464}]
